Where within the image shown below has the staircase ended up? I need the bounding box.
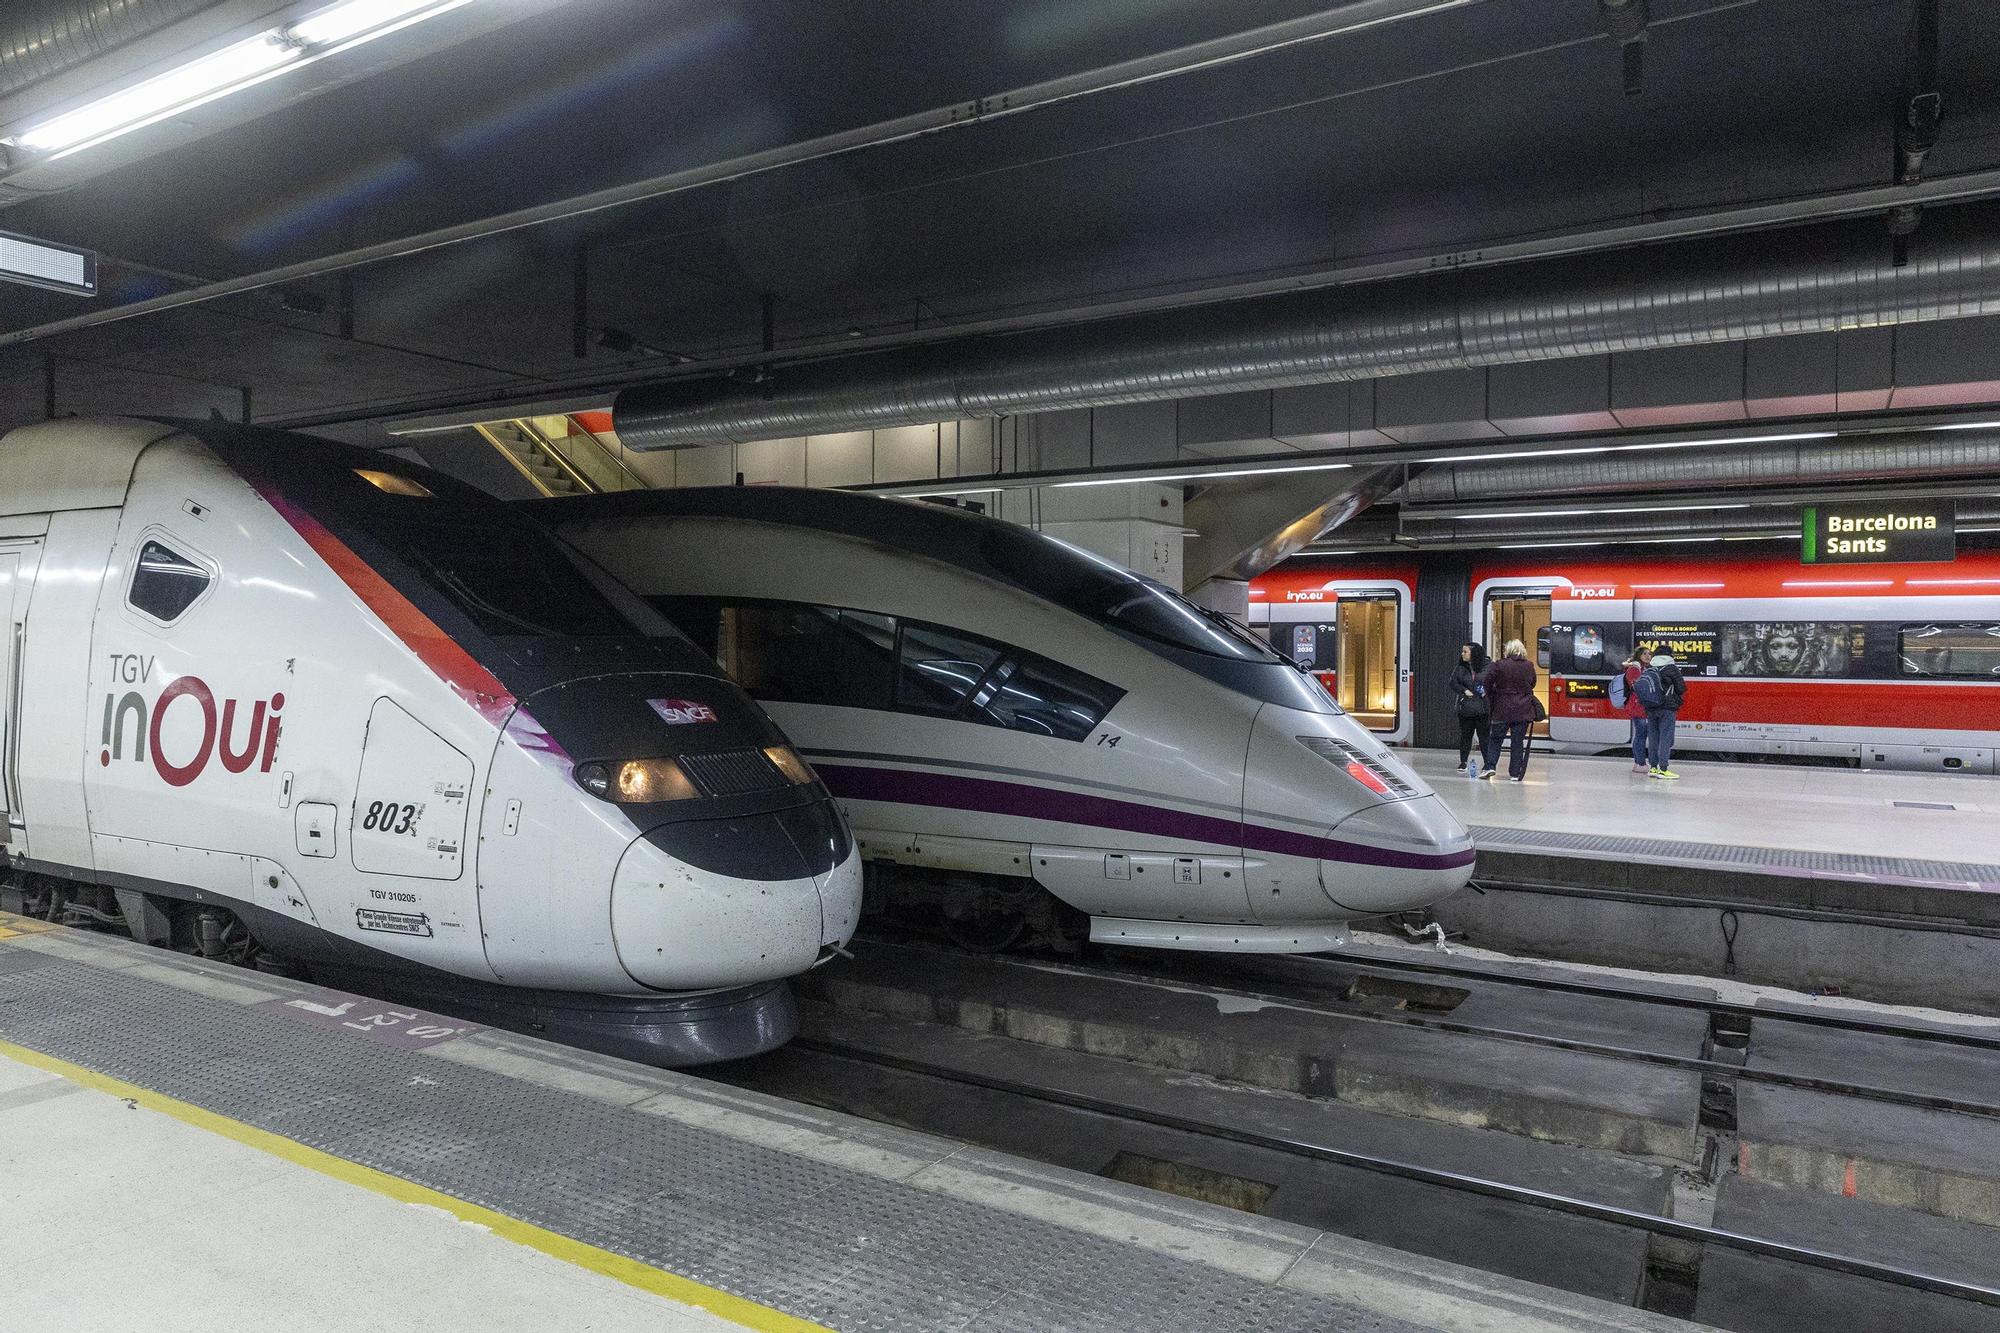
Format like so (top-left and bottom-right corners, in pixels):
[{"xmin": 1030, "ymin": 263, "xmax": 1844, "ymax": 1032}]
[{"xmin": 474, "ymin": 418, "xmax": 641, "ymax": 497}]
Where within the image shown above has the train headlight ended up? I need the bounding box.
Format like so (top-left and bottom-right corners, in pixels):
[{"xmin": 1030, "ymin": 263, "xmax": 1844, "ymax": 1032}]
[
  {"xmin": 574, "ymin": 758, "xmax": 701, "ymax": 803},
  {"xmin": 763, "ymin": 745, "xmax": 816, "ymax": 785},
  {"xmin": 1296, "ymin": 735, "xmax": 1416, "ymax": 799}
]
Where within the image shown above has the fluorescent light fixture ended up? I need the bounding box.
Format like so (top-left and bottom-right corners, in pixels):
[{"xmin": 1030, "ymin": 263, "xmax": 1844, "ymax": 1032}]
[
  {"xmin": 1495, "ymin": 540, "xmax": 1607, "ymax": 549},
  {"xmin": 9, "ymin": 33, "xmax": 301, "ymax": 156},
  {"xmin": 888, "ymin": 486, "xmax": 1003, "ymax": 500},
  {"xmin": 4, "ymin": 0, "xmax": 476, "ymax": 160},
  {"xmin": 1050, "ymin": 462, "xmax": 1352, "ymax": 488},
  {"xmin": 1451, "ymin": 503, "xmax": 1753, "ymax": 520},
  {"xmin": 291, "ymin": 0, "xmax": 473, "ymax": 48},
  {"xmin": 1420, "ymin": 431, "xmax": 1836, "ymax": 465},
  {"xmin": 1725, "ymin": 532, "xmax": 1801, "ymax": 541},
  {"xmin": 1781, "ymin": 579, "xmax": 1894, "ymax": 588},
  {"xmin": 1925, "ymin": 420, "xmax": 2000, "ymax": 432},
  {"xmin": 1906, "ymin": 578, "xmax": 2000, "ymax": 586},
  {"xmin": 1633, "ymin": 581, "xmax": 1727, "ymax": 589}
]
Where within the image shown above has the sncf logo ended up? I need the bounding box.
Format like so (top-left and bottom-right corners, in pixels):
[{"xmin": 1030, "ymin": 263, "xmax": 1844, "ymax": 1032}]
[
  {"xmin": 649, "ymin": 698, "xmax": 718, "ymax": 725},
  {"xmin": 101, "ymin": 656, "xmax": 284, "ymax": 788},
  {"xmin": 1284, "ymin": 590, "xmax": 1330, "ymax": 602}
]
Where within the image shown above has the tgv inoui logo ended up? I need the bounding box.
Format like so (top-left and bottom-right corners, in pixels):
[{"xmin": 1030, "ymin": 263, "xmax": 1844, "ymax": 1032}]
[{"xmin": 101, "ymin": 656, "xmax": 285, "ymax": 788}]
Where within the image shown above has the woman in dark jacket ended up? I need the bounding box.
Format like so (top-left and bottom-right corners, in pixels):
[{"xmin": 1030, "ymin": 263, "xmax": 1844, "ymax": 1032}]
[
  {"xmin": 1449, "ymin": 643, "xmax": 1490, "ymax": 775},
  {"xmin": 1479, "ymin": 638, "xmax": 1540, "ymax": 782}
]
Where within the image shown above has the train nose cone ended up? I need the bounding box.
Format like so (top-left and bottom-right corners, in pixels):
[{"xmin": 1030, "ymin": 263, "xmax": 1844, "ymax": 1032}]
[
  {"xmin": 610, "ymin": 800, "xmax": 856, "ymax": 991},
  {"xmin": 1320, "ymin": 794, "xmax": 1477, "ymax": 914}
]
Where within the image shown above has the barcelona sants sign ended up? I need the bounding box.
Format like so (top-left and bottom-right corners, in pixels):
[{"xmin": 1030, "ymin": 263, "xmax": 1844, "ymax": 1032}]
[{"xmin": 1802, "ymin": 500, "xmax": 1955, "ymax": 564}]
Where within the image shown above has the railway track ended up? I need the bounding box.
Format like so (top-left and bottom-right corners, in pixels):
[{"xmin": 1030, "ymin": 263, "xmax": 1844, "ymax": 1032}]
[{"xmin": 783, "ymin": 1031, "xmax": 2000, "ymax": 1315}]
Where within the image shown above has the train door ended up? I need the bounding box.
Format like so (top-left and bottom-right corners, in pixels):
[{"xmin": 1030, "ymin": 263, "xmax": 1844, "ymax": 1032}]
[
  {"xmin": 1483, "ymin": 586, "xmax": 1554, "ymax": 737},
  {"xmin": 1335, "ymin": 594, "xmax": 1402, "ymax": 735},
  {"xmin": 0, "ymin": 542, "xmax": 40, "ymax": 853}
]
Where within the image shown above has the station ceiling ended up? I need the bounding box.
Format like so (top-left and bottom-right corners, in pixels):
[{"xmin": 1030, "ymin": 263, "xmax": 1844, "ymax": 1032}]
[{"xmin": 3, "ymin": 0, "xmax": 2000, "ymax": 439}]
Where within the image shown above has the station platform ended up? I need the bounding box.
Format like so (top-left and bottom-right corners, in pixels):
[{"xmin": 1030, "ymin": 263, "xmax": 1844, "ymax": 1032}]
[
  {"xmin": 0, "ymin": 915, "xmax": 1696, "ymax": 1333},
  {"xmin": 1403, "ymin": 749, "xmax": 2000, "ymax": 1011}
]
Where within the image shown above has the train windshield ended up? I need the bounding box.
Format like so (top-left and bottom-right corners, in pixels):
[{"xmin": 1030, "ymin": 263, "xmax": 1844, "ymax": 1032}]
[{"xmin": 978, "ymin": 530, "xmax": 1337, "ymax": 713}]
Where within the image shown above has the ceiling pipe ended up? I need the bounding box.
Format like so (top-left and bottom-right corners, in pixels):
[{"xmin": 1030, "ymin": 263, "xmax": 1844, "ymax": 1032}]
[
  {"xmin": 0, "ymin": 0, "xmax": 223, "ymax": 99},
  {"xmin": 614, "ymin": 205, "xmax": 2000, "ymax": 450},
  {"xmin": 1308, "ymin": 498, "xmax": 2000, "ymax": 552},
  {"xmin": 1395, "ymin": 429, "xmax": 2000, "ymax": 506}
]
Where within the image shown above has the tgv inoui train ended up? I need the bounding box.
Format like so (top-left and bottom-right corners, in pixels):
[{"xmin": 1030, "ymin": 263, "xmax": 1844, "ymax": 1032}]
[
  {"xmin": 0, "ymin": 418, "xmax": 860, "ymax": 1063},
  {"xmin": 541, "ymin": 487, "xmax": 1476, "ymax": 954}
]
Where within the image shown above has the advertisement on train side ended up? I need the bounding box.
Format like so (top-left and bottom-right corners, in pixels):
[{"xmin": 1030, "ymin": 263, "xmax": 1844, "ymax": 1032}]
[{"xmin": 1802, "ymin": 500, "xmax": 1955, "ymax": 564}]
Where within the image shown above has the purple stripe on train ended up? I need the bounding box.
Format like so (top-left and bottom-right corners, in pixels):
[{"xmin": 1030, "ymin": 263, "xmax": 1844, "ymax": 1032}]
[{"xmin": 816, "ymin": 764, "xmax": 1476, "ymax": 872}]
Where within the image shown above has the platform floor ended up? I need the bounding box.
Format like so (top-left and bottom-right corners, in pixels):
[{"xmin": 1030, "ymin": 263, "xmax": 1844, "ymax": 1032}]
[
  {"xmin": 0, "ymin": 917, "xmax": 1698, "ymax": 1333},
  {"xmin": 1407, "ymin": 749, "xmax": 2000, "ymax": 893}
]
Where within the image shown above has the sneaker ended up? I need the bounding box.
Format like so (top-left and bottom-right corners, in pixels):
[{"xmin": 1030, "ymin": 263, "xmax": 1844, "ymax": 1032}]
[
  {"xmin": 1632, "ymin": 762, "xmax": 1648, "ymax": 774},
  {"xmin": 1647, "ymin": 768, "xmax": 1664, "ymax": 779},
  {"xmin": 1655, "ymin": 767, "xmax": 1681, "ymax": 780},
  {"xmin": 1508, "ymin": 775, "xmax": 1524, "ymax": 783},
  {"xmin": 1481, "ymin": 769, "xmax": 1497, "ymax": 780}
]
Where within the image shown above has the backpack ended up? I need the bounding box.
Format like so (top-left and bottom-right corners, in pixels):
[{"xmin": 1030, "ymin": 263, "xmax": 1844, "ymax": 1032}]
[
  {"xmin": 1659, "ymin": 667, "xmax": 1687, "ymax": 710},
  {"xmin": 1609, "ymin": 671, "xmax": 1629, "ymax": 710},
  {"xmin": 1634, "ymin": 667, "xmax": 1664, "ymax": 710}
]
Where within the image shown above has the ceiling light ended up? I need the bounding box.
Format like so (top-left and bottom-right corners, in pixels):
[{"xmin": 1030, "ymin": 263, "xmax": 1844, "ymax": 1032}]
[
  {"xmin": 1420, "ymin": 431, "xmax": 1835, "ymax": 465},
  {"xmin": 3, "ymin": 0, "xmax": 477, "ymax": 160},
  {"xmin": 290, "ymin": 0, "xmax": 473, "ymax": 48},
  {"xmin": 1051, "ymin": 462, "xmax": 1352, "ymax": 489},
  {"xmin": 8, "ymin": 33, "xmax": 301, "ymax": 156},
  {"xmin": 1450, "ymin": 503, "xmax": 1754, "ymax": 520},
  {"xmin": 1925, "ymin": 420, "xmax": 2000, "ymax": 432},
  {"xmin": 1907, "ymin": 578, "xmax": 2000, "ymax": 586},
  {"xmin": 1781, "ymin": 579, "xmax": 1894, "ymax": 588},
  {"xmin": 1495, "ymin": 540, "xmax": 1608, "ymax": 549},
  {"xmin": 888, "ymin": 486, "xmax": 1003, "ymax": 500}
]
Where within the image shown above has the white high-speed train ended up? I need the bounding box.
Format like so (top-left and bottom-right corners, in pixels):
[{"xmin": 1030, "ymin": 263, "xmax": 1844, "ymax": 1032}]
[
  {"xmin": 0, "ymin": 418, "xmax": 860, "ymax": 1064},
  {"xmin": 543, "ymin": 486, "xmax": 1475, "ymax": 954}
]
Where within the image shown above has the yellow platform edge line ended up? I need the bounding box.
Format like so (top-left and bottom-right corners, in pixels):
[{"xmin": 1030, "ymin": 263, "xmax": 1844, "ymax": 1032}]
[{"xmin": 0, "ymin": 1035, "xmax": 829, "ymax": 1333}]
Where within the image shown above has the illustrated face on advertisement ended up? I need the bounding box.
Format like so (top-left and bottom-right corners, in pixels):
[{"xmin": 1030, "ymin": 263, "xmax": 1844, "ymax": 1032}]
[{"xmin": 1765, "ymin": 627, "xmax": 1807, "ymax": 675}]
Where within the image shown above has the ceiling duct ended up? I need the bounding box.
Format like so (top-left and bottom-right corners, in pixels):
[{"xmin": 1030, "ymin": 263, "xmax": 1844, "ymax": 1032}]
[
  {"xmin": 1382, "ymin": 499, "xmax": 2000, "ymax": 548},
  {"xmin": 0, "ymin": 0, "xmax": 222, "ymax": 99},
  {"xmin": 1396, "ymin": 430, "xmax": 2000, "ymax": 506},
  {"xmin": 614, "ymin": 205, "xmax": 2000, "ymax": 451}
]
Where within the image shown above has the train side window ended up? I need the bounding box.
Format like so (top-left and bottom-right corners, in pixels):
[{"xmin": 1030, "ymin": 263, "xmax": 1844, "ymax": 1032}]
[
  {"xmin": 973, "ymin": 653, "xmax": 1124, "ymax": 741},
  {"xmin": 127, "ymin": 539, "xmax": 212, "ymax": 625},
  {"xmin": 1899, "ymin": 623, "xmax": 2000, "ymax": 679},
  {"xmin": 725, "ymin": 604, "xmax": 895, "ymax": 708},
  {"xmin": 896, "ymin": 622, "xmax": 1004, "ymax": 717}
]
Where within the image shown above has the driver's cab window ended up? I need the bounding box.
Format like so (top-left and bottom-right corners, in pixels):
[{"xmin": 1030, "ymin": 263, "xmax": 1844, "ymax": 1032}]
[{"xmin": 127, "ymin": 538, "xmax": 212, "ymax": 625}]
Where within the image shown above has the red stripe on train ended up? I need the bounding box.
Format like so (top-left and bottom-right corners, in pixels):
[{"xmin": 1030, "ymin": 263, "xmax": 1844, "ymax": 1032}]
[{"xmin": 1553, "ymin": 678, "xmax": 1999, "ymax": 731}]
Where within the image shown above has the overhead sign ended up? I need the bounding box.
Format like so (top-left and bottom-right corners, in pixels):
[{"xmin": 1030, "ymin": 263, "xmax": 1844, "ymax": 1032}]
[
  {"xmin": 0, "ymin": 229, "xmax": 96, "ymax": 296},
  {"xmin": 1802, "ymin": 500, "xmax": 1955, "ymax": 565}
]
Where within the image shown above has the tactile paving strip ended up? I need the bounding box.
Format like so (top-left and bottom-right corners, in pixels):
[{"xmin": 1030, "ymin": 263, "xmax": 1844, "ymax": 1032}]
[
  {"xmin": 0, "ymin": 958, "xmax": 1426, "ymax": 1333},
  {"xmin": 1469, "ymin": 825, "xmax": 2000, "ymax": 889}
]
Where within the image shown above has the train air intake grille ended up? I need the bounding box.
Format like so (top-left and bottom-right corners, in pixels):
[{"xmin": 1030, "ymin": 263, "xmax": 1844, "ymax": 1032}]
[{"xmin": 679, "ymin": 749, "xmax": 788, "ymax": 797}]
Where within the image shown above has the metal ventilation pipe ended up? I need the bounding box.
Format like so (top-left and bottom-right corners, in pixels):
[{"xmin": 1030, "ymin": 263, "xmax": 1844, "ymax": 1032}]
[
  {"xmin": 1395, "ymin": 430, "xmax": 2000, "ymax": 506},
  {"xmin": 1, "ymin": 0, "xmax": 223, "ymax": 99},
  {"xmin": 1390, "ymin": 500, "xmax": 2000, "ymax": 547},
  {"xmin": 614, "ymin": 206, "xmax": 2000, "ymax": 450}
]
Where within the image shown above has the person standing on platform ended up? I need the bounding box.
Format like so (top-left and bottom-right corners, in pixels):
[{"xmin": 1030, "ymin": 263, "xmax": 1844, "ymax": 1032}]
[
  {"xmin": 1450, "ymin": 642, "xmax": 1491, "ymax": 776},
  {"xmin": 1479, "ymin": 638, "xmax": 1539, "ymax": 783},
  {"xmin": 1615, "ymin": 645, "xmax": 1653, "ymax": 774},
  {"xmin": 1637, "ymin": 650, "xmax": 1688, "ymax": 780}
]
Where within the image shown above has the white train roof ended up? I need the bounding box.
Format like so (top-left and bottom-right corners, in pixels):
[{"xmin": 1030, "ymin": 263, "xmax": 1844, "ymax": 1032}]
[{"xmin": 0, "ymin": 416, "xmax": 180, "ymax": 517}]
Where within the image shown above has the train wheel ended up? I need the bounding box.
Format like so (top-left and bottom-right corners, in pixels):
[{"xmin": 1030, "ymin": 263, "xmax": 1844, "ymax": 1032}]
[{"xmin": 939, "ymin": 876, "xmax": 1032, "ymax": 954}]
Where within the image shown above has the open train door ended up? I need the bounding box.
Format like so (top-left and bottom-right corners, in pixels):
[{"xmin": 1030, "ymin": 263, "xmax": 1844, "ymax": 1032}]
[{"xmin": 0, "ymin": 540, "xmax": 40, "ymax": 856}]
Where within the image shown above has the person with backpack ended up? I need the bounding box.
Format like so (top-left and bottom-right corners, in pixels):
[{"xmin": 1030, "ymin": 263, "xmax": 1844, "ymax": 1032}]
[
  {"xmin": 1611, "ymin": 645, "xmax": 1652, "ymax": 774},
  {"xmin": 1450, "ymin": 642, "xmax": 1491, "ymax": 776},
  {"xmin": 1479, "ymin": 638, "xmax": 1540, "ymax": 783},
  {"xmin": 1635, "ymin": 649, "xmax": 1688, "ymax": 780}
]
